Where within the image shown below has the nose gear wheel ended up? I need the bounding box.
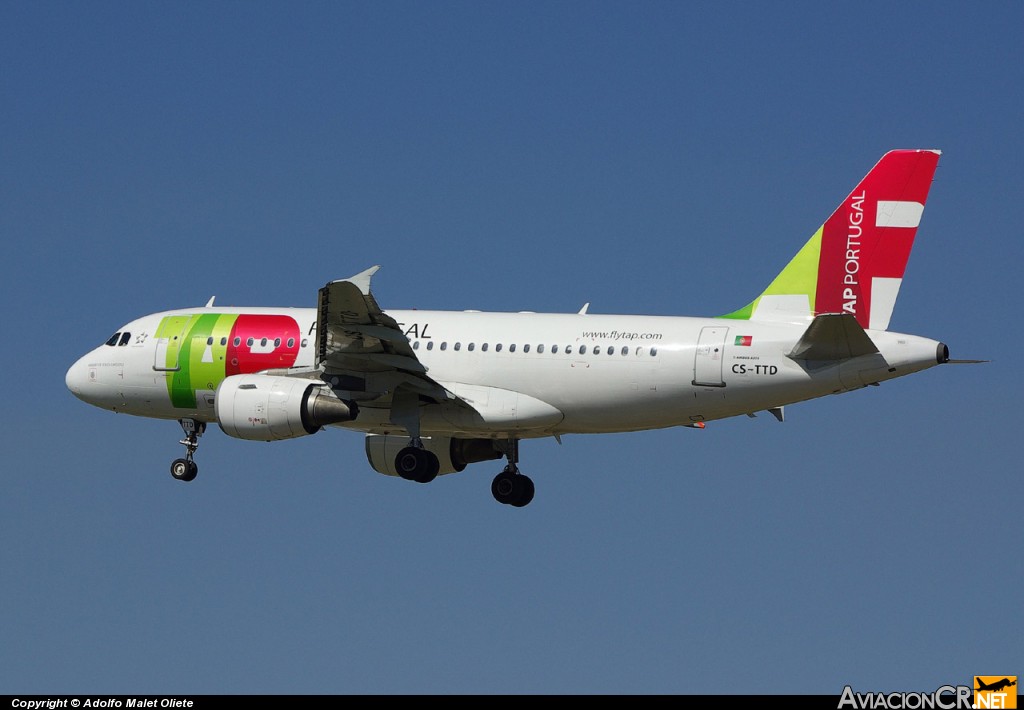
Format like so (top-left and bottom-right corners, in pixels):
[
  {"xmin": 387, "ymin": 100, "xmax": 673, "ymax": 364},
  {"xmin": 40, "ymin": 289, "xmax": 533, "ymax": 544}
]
[{"xmin": 170, "ymin": 419, "xmax": 205, "ymax": 482}]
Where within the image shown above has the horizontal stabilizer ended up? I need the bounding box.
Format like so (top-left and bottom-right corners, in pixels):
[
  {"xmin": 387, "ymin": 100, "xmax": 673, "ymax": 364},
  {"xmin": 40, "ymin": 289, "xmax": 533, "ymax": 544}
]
[{"xmin": 788, "ymin": 313, "xmax": 879, "ymax": 361}]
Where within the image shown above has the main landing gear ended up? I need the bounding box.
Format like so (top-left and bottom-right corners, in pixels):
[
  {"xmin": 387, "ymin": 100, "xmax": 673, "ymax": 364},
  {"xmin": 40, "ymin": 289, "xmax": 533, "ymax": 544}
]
[
  {"xmin": 393, "ymin": 435, "xmax": 536, "ymax": 507},
  {"xmin": 170, "ymin": 418, "xmax": 205, "ymax": 482},
  {"xmin": 491, "ymin": 439, "xmax": 534, "ymax": 508},
  {"xmin": 394, "ymin": 439, "xmax": 440, "ymax": 484}
]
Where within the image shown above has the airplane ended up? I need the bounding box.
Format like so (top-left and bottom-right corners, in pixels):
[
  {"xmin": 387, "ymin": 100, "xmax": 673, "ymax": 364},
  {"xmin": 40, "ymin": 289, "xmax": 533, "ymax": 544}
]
[
  {"xmin": 66, "ymin": 149, "xmax": 971, "ymax": 507},
  {"xmin": 976, "ymin": 678, "xmax": 1017, "ymax": 693}
]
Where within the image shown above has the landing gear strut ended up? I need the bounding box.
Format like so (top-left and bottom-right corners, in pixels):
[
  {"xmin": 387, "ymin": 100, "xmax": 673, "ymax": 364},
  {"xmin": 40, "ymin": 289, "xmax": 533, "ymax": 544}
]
[
  {"xmin": 170, "ymin": 418, "xmax": 205, "ymax": 482},
  {"xmin": 395, "ymin": 438, "xmax": 440, "ymax": 484},
  {"xmin": 491, "ymin": 439, "xmax": 534, "ymax": 507}
]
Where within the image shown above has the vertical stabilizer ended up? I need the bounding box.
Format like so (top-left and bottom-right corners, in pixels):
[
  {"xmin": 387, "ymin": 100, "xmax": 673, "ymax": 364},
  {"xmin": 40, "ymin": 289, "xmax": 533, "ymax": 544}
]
[{"xmin": 722, "ymin": 150, "xmax": 941, "ymax": 330}]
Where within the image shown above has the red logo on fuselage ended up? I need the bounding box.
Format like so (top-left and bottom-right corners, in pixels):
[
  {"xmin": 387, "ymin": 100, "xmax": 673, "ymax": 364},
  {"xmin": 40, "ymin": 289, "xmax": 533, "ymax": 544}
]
[{"xmin": 225, "ymin": 315, "xmax": 301, "ymax": 375}]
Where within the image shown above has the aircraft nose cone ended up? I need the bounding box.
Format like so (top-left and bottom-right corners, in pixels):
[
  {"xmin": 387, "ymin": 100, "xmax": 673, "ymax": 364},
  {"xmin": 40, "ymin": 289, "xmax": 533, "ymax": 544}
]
[{"xmin": 66, "ymin": 355, "xmax": 90, "ymax": 398}]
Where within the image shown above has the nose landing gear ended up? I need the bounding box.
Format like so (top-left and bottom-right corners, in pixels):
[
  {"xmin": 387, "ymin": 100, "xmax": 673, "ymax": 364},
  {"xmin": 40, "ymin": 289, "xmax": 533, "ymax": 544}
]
[{"xmin": 170, "ymin": 419, "xmax": 205, "ymax": 482}]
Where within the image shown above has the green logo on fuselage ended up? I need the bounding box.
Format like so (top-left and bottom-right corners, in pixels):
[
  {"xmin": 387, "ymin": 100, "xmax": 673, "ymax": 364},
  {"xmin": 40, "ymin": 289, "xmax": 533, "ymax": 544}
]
[{"xmin": 155, "ymin": 314, "xmax": 239, "ymax": 408}]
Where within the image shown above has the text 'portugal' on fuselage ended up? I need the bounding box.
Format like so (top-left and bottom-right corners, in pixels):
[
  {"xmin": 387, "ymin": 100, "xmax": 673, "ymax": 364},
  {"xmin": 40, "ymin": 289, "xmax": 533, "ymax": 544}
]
[{"xmin": 67, "ymin": 149, "xmax": 971, "ymax": 507}]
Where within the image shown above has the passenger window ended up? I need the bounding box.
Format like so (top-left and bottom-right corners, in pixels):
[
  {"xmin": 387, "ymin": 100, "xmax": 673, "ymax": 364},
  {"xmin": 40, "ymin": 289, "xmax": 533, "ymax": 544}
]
[
  {"xmin": 106, "ymin": 333, "xmax": 121, "ymax": 347},
  {"xmin": 413, "ymin": 341, "xmax": 420, "ymax": 350},
  {"xmin": 482, "ymin": 343, "xmax": 489, "ymax": 352},
  {"xmin": 537, "ymin": 344, "xmax": 545, "ymax": 354},
  {"xmin": 496, "ymin": 344, "xmax": 503, "ymax": 352},
  {"xmin": 592, "ymin": 346, "xmax": 600, "ymax": 355},
  {"xmin": 426, "ymin": 341, "xmax": 434, "ymax": 351},
  {"xmin": 578, "ymin": 345, "xmax": 586, "ymax": 355},
  {"xmin": 650, "ymin": 347, "xmax": 658, "ymax": 356},
  {"xmin": 566, "ymin": 346, "xmax": 572, "ymax": 355},
  {"xmin": 274, "ymin": 338, "xmax": 281, "ymax": 348},
  {"xmin": 119, "ymin": 332, "xmax": 131, "ymax": 346},
  {"xmin": 207, "ymin": 337, "xmax": 214, "ymax": 346},
  {"xmin": 260, "ymin": 338, "xmax": 268, "ymax": 347},
  {"xmin": 286, "ymin": 338, "xmax": 294, "ymax": 348},
  {"xmin": 551, "ymin": 345, "xmax": 559, "ymax": 354},
  {"xmin": 454, "ymin": 342, "xmax": 461, "ymax": 351},
  {"xmin": 509, "ymin": 344, "xmax": 516, "ymax": 353},
  {"xmin": 300, "ymin": 339, "xmax": 308, "ymax": 348},
  {"xmin": 440, "ymin": 342, "xmax": 448, "ymax": 351},
  {"xmin": 607, "ymin": 346, "xmax": 614, "ymax": 355},
  {"xmin": 621, "ymin": 346, "xmax": 628, "ymax": 356},
  {"xmin": 523, "ymin": 344, "xmax": 530, "ymax": 353},
  {"xmin": 221, "ymin": 337, "xmax": 228, "ymax": 346},
  {"xmin": 468, "ymin": 343, "xmax": 475, "ymax": 351},
  {"xmin": 246, "ymin": 337, "xmax": 254, "ymax": 347},
  {"xmin": 234, "ymin": 337, "xmax": 241, "ymax": 347}
]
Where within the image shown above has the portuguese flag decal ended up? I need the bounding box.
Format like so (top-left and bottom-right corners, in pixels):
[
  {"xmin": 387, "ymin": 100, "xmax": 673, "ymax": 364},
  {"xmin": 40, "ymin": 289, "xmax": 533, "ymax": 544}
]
[{"xmin": 735, "ymin": 335, "xmax": 753, "ymax": 346}]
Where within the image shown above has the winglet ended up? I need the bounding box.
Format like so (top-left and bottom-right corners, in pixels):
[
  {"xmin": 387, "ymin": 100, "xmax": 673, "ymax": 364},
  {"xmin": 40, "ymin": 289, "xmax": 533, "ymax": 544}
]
[{"xmin": 346, "ymin": 265, "xmax": 381, "ymax": 295}]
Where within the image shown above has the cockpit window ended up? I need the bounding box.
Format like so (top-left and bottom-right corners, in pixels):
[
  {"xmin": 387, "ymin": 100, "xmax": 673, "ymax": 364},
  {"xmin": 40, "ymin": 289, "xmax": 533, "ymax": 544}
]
[
  {"xmin": 119, "ymin": 332, "xmax": 131, "ymax": 346},
  {"xmin": 106, "ymin": 333, "xmax": 121, "ymax": 347}
]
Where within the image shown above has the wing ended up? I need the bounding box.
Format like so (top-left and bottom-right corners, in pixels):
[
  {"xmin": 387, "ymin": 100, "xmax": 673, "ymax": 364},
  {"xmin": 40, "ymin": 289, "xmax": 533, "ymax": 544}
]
[
  {"xmin": 314, "ymin": 267, "xmax": 563, "ymax": 438},
  {"xmin": 314, "ymin": 267, "xmax": 466, "ymax": 431},
  {"xmin": 317, "ymin": 266, "xmax": 424, "ymax": 377}
]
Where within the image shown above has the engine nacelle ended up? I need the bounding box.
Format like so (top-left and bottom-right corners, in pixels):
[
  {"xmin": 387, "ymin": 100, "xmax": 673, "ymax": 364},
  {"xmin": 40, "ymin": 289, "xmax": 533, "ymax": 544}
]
[
  {"xmin": 365, "ymin": 434, "xmax": 503, "ymax": 477},
  {"xmin": 216, "ymin": 374, "xmax": 357, "ymax": 441}
]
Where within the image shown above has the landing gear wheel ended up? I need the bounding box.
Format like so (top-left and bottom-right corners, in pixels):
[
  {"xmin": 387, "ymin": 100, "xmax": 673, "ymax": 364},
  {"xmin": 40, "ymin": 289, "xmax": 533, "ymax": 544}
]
[
  {"xmin": 492, "ymin": 469, "xmax": 533, "ymax": 506},
  {"xmin": 395, "ymin": 447, "xmax": 420, "ymax": 480},
  {"xmin": 491, "ymin": 470, "xmax": 516, "ymax": 503},
  {"xmin": 395, "ymin": 446, "xmax": 440, "ymax": 483},
  {"xmin": 510, "ymin": 474, "xmax": 534, "ymax": 508},
  {"xmin": 415, "ymin": 453, "xmax": 440, "ymax": 484},
  {"xmin": 170, "ymin": 458, "xmax": 197, "ymax": 482},
  {"xmin": 492, "ymin": 470, "xmax": 535, "ymax": 507}
]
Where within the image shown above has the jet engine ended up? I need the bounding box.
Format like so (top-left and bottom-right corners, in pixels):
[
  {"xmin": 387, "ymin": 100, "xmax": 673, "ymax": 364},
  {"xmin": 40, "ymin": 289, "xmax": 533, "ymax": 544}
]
[
  {"xmin": 365, "ymin": 434, "xmax": 502, "ymax": 477},
  {"xmin": 216, "ymin": 374, "xmax": 357, "ymax": 441}
]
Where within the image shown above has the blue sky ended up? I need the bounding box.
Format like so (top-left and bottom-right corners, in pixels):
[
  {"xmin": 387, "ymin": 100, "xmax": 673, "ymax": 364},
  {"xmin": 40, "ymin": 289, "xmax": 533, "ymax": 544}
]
[{"xmin": 1, "ymin": 1, "xmax": 1019, "ymax": 695}]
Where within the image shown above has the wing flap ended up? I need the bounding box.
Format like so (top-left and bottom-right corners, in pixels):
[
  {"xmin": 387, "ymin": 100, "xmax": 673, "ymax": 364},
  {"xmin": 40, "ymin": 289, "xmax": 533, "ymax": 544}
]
[{"xmin": 329, "ymin": 352, "xmax": 427, "ymax": 374}]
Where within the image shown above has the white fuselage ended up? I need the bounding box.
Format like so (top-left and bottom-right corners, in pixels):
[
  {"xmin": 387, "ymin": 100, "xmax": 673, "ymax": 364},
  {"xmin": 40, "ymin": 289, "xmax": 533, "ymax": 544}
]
[{"xmin": 66, "ymin": 307, "xmax": 944, "ymax": 440}]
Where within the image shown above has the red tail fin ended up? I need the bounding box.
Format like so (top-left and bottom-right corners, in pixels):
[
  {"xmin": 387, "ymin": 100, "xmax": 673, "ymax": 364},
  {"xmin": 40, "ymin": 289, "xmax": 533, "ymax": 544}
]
[
  {"xmin": 815, "ymin": 149, "xmax": 941, "ymax": 330},
  {"xmin": 723, "ymin": 150, "xmax": 941, "ymax": 331}
]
